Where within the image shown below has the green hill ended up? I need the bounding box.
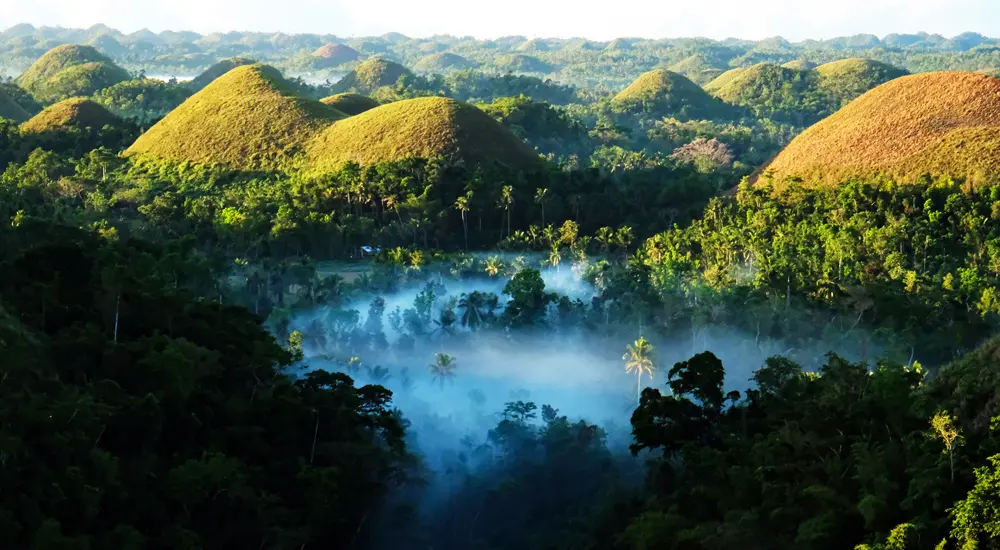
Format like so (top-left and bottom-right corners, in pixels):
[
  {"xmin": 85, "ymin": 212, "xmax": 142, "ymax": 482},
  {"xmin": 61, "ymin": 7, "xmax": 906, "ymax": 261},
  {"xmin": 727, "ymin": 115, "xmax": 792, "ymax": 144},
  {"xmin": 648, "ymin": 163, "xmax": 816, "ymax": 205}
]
[
  {"xmin": 703, "ymin": 67, "xmax": 745, "ymax": 93},
  {"xmin": 330, "ymin": 58, "xmax": 413, "ymax": 94},
  {"xmin": 669, "ymin": 54, "xmax": 725, "ymax": 85},
  {"xmin": 0, "ymin": 83, "xmax": 41, "ymax": 115},
  {"xmin": 709, "ymin": 63, "xmax": 819, "ymax": 123},
  {"xmin": 496, "ymin": 54, "xmax": 552, "ymax": 74},
  {"xmin": 813, "ymin": 58, "xmax": 909, "ymax": 107},
  {"xmin": 127, "ymin": 65, "xmax": 345, "ymax": 171},
  {"xmin": 305, "ymin": 96, "xmax": 540, "ymax": 171},
  {"xmin": 188, "ymin": 57, "xmax": 256, "ymax": 92},
  {"xmin": 0, "ymin": 92, "xmax": 30, "ymax": 122},
  {"xmin": 20, "ymin": 97, "xmax": 119, "ymax": 133},
  {"xmin": 311, "ymin": 43, "xmax": 362, "ymax": 67},
  {"xmin": 782, "ymin": 59, "xmax": 816, "ymax": 70},
  {"xmin": 516, "ymin": 39, "xmax": 550, "ymax": 52},
  {"xmin": 413, "ymin": 52, "xmax": 476, "ymax": 74},
  {"xmin": 764, "ymin": 72, "xmax": 1000, "ymax": 188},
  {"xmin": 319, "ymin": 93, "xmax": 380, "ymax": 116},
  {"xmin": 16, "ymin": 44, "xmax": 131, "ymax": 103},
  {"xmin": 612, "ymin": 69, "xmax": 728, "ymax": 119}
]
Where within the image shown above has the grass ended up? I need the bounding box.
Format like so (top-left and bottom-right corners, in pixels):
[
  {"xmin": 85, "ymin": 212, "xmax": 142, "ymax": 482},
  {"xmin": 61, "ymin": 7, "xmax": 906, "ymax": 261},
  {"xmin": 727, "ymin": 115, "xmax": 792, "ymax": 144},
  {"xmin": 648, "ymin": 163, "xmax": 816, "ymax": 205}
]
[
  {"xmin": 21, "ymin": 97, "xmax": 119, "ymax": 133},
  {"xmin": 496, "ymin": 54, "xmax": 552, "ymax": 74},
  {"xmin": 613, "ymin": 69, "xmax": 727, "ymax": 118},
  {"xmin": 305, "ymin": 96, "xmax": 541, "ymax": 172},
  {"xmin": 668, "ymin": 55, "xmax": 725, "ymax": 85},
  {"xmin": 710, "ymin": 63, "xmax": 808, "ymax": 104},
  {"xmin": 127, "ymin": 64, "xmax": 346, "ymax": 171},
  {"xmin": 188, "ymin": 57, "xmax": 256, "ymax": 92},
  {"xmin": 16, "ymin": 44, "xmax": 130, "ymax": 103},
  {"xmin": 0, "ymin": 91, "xmax": 30, "ymax": 122},
  {"xmin": 764, "ymin": 72, "xmax": 1000, "ymax": 188},
  {"xmin": 814, "ymin": 58, "xmax": 908, "ymax": 106},
  {"xmin": 311, "ymin": 43, "xmax": 362, "ymax": 66},
  {"xmin": 516, "ymin": 39, "xmax": 550, "ymax": 52},
  {"xmin": 319, "ymin": 93, "xmax": 380, "ymax": 116},
  {"xmin": 330, "ymin": 58, "xmax": 413, "ymax": 94},
  {"xmin": 782, "ymin": 60, "xmax": 816, "ymax": 71},
  {"xmin": 413, "ymin": 53, "xmax": 476, "ymax": 73},
  {"xmin": 703, "ymin": 68, "xmax": 745, "ymax": 93}
]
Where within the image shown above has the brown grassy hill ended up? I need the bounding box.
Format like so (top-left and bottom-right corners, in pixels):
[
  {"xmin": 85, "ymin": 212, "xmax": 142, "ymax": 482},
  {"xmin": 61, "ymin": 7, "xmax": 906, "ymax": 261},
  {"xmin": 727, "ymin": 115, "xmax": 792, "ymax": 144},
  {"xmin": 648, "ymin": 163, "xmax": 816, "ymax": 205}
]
[
  {"xmin": 305, "ymin": 96, "xmax": 540, "ymax": 171},
  {"xmin": 127, "ymin": 64, "xmax": 345, "ymax": 171},
  {"xmin": 764, "ymin": 72, "xmax": 1000, "ymax": 188},
  {"xmin": 311, "ymin": 43, "xmax": 362, "ymax": 66},
  {"xmin": 21, "ymin": 97, "xmax": 119, "ymax": 133},
  {"xmin": 0, "ymin": 92, "xmax": 30, "ymax": 122},
  {"xmin": 188, "ymin": 57, "xmax": 256, "ymax": 92},
  {"xmin": 319, "ymin": 93, "xmax": 380, "ymax": 116},
  {"xmin": 782, "ymin": 59, "xmax": 816, "ymax": 71},
  {"xmin": 16, "ymin": 44, "xmax": 131, "ymax": 103},
  {"xmin": 814, "ymin": 58, "xmax": 908, "ymax": 106},
  {"xmin": 330, "ymin": 58, "xmax": 413, "ymax": 94},
  {"xmin": 703, "ymin": 67, "xmax": 745, "ymax": 93}
]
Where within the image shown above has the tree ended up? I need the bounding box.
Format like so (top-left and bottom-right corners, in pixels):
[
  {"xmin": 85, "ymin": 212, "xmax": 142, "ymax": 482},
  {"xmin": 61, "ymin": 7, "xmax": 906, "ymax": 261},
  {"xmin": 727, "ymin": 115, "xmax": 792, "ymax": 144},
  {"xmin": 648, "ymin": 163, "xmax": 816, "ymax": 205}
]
[
  {"xmin": 535, "ymin": 187, "xmax": 550, "ymax": 227},
  {"xmin": 459, "ymin": 291, "xmax": 486, "ymax": 331},
  {"xmin": 430, "ymin": 352, "xmax": 457, "ymax": 388},
  {"xmin": 502, "ymin": 268, "xmax": 554, "ymax": 327},
  {"xmin": 455, "ymin": 192, "xmax": 472, "ymax": 250},
  {"xmin": 623, "ymin": 336, "xmax": 656, "ymax": 403},
  {"xmin": 931, "ymin": 411, "xmax": 962, "ymax": 484},
  {"xmin": 499, "ymin": 185, "xmax": 514, "ymax": 238}
]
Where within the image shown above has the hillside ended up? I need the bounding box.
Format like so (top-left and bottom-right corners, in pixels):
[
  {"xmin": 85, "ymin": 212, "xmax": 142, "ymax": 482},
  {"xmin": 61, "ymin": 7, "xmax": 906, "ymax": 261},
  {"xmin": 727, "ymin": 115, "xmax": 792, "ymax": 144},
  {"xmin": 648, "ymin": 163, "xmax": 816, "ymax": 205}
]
[
  {"xmin": 127, "ymin": 64, "xmax": 345, "ymax": 171},
  {"xmin": 0, "ymin": 92, "xmax": 30, "ymax": 122},
  {"xmin": 311, "ymin": 43, "xmax": 362, "ymax": 66},
  {"xmin": 319, "ymin": 93, "xmax": 379, "ymax": 116},
  {"xmin": 709, "ymin": 63, "xmax": 819, "ymax": 123},
  {"xmin": 668, "ymin": 54, "xmax": 725, "ymax": 85},
  {"xmin": 16, "ymin": 44, "xmax": 130, "ymax": 103},
  {"xmin": 703, "ymin": 67, "xmax": 745, "ymax": 93},
  {"xmin": 188, "ymin": 57, "xmax": 256, "ymax": 92},
  {"xmin": 612, "ymin": 69, "xmax": 727, "ymax": 119},
  {"xmin": 20, "ymin": 97, "xmax": 119, "ymax": 133},
  {"xmin": 413, "ymin": 52, "xmax": 476, "ymax": 74},
  {"xmin": 814, "ymin": 58, "xmax": 908, "ymax": 106},
  {"xmin": 764, "ymin": 72, "xmax": 1000, "ymax": 188},
  {"xmin": 305, "ymin": 96, "xmax": 540, "ymax": 171},
  {"xmin": 330, "ymin": 58, "xmax": 413, "ymax": 94},
  {"xmin": 782, "ymin": 59, "xmax": 816, "ymax": 70},
  {"xmin": 496, "ymin": 54, "xmax": 552, "ymax": 74}
]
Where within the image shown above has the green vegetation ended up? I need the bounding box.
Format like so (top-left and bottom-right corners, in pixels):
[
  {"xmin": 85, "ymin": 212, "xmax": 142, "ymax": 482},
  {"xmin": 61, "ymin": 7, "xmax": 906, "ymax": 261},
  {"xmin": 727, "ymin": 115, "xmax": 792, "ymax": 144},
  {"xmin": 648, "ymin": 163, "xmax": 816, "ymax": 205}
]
[
  {"xmin": 0, "ymin": 90, "xmax": 29, "ymax": 121},
  {"xmin": 496, "ymin": 54, "xmax": 552, "ymax": 73},
  {"xmin": 306, "ymin": 96, "xmax": 541, "ymax": 171},
  {"xmin": 413, "ymin": 52, "xmax": 476, "ymax": 73},
  {"xmin": 612, "ymin": 68, "xmax": 729, "ymax": 119},
  {"xmin": 814, "ymin": 58, "xmax": 909, "ymax": 107},
  {"xmin": 15, "ymin": 45, "xmax": 131, "ymax": 104},
  {"xmin": 319, "ymin": 92, "xmax": 380, "ymax": 116},
  {"xmin": 91, "ymin": 78, "xmax": 192, "ymax": 124},
  {"xmin": 330, "ymin": 58, "xmax": 413, "ymax": 94},
  {"xmin": 0, "ymin": 82, "xmax": 41, "ymax": 115},
  {"xmin": 765, "ymin": 72, "xmax": 1000, "ymax": 187},
  {"xmin": 127, "ymin": 64, "xmax": 344, "ymax": 171}
]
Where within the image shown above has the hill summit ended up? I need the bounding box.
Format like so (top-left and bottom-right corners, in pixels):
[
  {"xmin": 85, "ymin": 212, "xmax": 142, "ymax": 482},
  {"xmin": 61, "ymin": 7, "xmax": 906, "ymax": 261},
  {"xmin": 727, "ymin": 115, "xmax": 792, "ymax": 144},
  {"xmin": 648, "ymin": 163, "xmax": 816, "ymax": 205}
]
[
  {"xmin": 21, "ymin": 97, "xmax": 119, "ymax": 133},
  {"xmin": 319, "ymin": 93, "xmax": 380, "ymax": 116},
  {"xmin": 188, "ymin": 57, "xmax": 256, "ymax": 92},
  {"xmin": 305, "ymin": 96, "xmax": 540, "ymax": 171},
  {"xmin": 311, "ymin": 43, "xmax": 362, "ymax": 67},
  {"xmin": 127, "ymin": 64, "xmax": 345, "ymax": 171},
  {"xmin": 613, "ymin": 69, "xmax": 727, "ymax": 119},
  {"xmin": 16, "ymin": 44, "xmax": 131, "ymax": 103},
  {"xmin": 330, "ymin": 58, "xmax": 413, "ymax": 94},
  {"xmin": 764, "ymin": 72, "xmax": 1000, "ymax": 188},
  {"xmin": 413, "ymin": 52, "xmax": 476, "ymax": 74}
]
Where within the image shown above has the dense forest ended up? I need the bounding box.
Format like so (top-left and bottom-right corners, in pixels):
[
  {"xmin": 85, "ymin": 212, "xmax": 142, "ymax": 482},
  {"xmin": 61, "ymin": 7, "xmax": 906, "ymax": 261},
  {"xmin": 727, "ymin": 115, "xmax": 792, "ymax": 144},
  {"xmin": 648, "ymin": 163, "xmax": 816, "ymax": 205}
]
[{"xmin": 6, "ymin": 20, "xmax": 1000, "ymax": 550}]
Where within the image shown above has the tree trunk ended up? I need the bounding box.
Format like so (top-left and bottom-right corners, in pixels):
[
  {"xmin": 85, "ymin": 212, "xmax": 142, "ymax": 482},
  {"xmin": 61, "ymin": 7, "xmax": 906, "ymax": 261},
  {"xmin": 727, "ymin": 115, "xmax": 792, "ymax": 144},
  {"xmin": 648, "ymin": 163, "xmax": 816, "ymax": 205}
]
[
  {"xmin": 636, "ymin": 370, "xmax": 642, "ymax": 403},
  {"xmin": 113, "ymin": 290, "xmax": 120, "ymax": 343}
]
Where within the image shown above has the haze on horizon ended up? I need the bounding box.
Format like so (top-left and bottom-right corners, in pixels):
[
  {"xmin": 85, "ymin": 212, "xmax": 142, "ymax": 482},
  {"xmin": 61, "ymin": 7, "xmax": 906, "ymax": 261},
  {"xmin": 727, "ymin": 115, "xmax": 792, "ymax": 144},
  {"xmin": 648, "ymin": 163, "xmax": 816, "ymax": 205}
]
[{"xmin": 1, "ymin": 0, "xmax": 998, "ymax": 42}]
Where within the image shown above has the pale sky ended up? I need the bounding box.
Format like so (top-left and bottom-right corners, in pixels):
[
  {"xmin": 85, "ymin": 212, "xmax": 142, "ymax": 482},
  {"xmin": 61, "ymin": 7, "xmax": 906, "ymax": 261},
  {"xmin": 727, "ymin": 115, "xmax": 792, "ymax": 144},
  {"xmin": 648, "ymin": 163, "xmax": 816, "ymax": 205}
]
[{"xmin": 1, "ymin": 0, "xmax": 998, "ymax": 41}]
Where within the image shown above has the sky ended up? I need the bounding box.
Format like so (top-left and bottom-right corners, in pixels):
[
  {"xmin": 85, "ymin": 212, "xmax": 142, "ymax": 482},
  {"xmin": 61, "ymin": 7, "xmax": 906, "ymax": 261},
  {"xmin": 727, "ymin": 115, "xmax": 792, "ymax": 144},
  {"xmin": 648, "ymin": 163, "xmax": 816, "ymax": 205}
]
[{"xmin": 1, "ymin": 0, "xmax": 999, "ymax": 41}]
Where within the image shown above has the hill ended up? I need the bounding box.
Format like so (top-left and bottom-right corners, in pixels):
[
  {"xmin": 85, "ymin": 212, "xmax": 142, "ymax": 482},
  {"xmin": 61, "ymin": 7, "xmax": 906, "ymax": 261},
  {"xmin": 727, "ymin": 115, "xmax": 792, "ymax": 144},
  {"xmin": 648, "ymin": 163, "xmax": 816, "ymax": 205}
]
[
  {"xmin": 16, "ymin": 44, "xmax": 131, "ymax": 103},
  {"xmin": 305, "ymin": 96, "xmax": 540, "ymax": 171},
  {"xmin": 319, "ymin": 93, "xmax": 379, "ymax": 116},
  {"xmin": 782, "ymin": 59, "xmax": 816, "ymax": 70},
  {"xmin": 188, "ymin": 57, "xmax": 256, "ymax": 92},
  {"xmin": 0, "ymin": 83, "xmax": 41, "ymax": 115},
  {"xmin": 814, "ymin": 58, "xmax": 908, "ymax": 106},
  {"xmin": 612, "ymin": 69, "xmax": 727, "ymax": 119},
  {"xmin": 763, "ymin": 72, "xmax": 1000, "ymax": 188},
  {"xmin": 703, "ymin": 67, "xmax": 745, "ymax": 93},
  {"xmin": 413, "ymin": 52, "xmax": 476, "ymax": 74},
  {"xmin": 20, "ymin": 97, "xmax": 119, "ymax": 133},
  {"xmin": 127, "ymin": 64, "xmax": 345, "ymax": 171},
  {"xmin": 311, "ymin": 43, "xmax": 362, "ymax": 67},
  {"xmin": 709, "ymin": 63, "xmax": 820, "ymax": 123},
  {"xmin": 668, "ymin": 54, "xmax": 725, "ymax": 85},
  {"xmin": 330, "ymin": 58, "xmax": 413, "ymax": 94},
  {"xmin": 496, "ymin": 54, "xmax": 552, "ymax": 74},
  {"xmin": 0, "ymin": 92, "xmax": 30, "ymax": 122}
]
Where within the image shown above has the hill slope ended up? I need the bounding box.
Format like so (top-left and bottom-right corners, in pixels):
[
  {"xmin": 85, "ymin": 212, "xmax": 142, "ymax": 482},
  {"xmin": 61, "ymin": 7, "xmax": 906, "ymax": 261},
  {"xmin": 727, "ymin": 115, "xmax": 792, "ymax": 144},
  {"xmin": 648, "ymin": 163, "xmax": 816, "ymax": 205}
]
[
  {"xmin": 188, "ymin": 57, "xmax": 256, "ymax": 92},
  {"xmin": 16, "ymin": 44, "xmax": 131, "ymax": 103},
  {"xmin": 21, "ymin": 97, "xmax": 119, "ymax": 133},
  {"xmin": 0, "ymin": 92, "xmax": 30, "ymax": 122},
  {"xmin": 764, "ymin": 72, "xmax": 1000, "ymax": 188},
  {"xmin": 127, "ymin": 65, "xmax": 345, "ymax": 171},
  {"xmin": 305, "ymin": 96, "xmax": 540, "ymax": 171},
  {"xmin": 413, "ymin": 52, "xmax": 476, "ymax": 74},
  {"xmin": 613, "ymin": 69, "xmax": 727, "ymax": 119},
  {"xmin": 814, "ymin": 58, "xmax": 908, "ymax": 107},
  {"xmin": 330, "ymin": 58, "xmax": 413, "ymax": 94},
  {"xmin": 311, "ymin": 43, "xmax": 362, "ymax": 67},
  {"xmin": 319, "ymin": 93, "xmax": 379, "ymax": 116},
  {"xmin": 709, "ymin": 63, "xmax": 819, "ymax": 123}
]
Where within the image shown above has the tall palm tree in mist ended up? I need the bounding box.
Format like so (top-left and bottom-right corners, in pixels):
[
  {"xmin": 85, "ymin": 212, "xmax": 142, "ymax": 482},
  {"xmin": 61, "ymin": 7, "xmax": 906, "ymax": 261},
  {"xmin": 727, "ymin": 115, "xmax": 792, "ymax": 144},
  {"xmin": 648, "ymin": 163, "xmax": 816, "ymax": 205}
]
[
  {"xmin": 459, "ymin": 292, "xmax": 485, "ymax": 331},
  {"xmin": 623, "ymin": 337, "xmax": 655, "ymax": 404},
  {"xmin": 430, "ymin": 352, "xmax": 457, "ymax": 388}
]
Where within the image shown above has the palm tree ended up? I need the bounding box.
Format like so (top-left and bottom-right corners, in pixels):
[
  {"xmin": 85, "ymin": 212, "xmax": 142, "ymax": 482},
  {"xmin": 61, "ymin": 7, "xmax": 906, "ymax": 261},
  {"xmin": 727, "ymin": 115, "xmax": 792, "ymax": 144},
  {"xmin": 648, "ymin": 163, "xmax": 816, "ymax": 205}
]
[
  {"xmin": 430, "ymin": 352, "xmax": 457, "ymax": 388},
  {"xmin": 485, "ymin": 256, "xmax": 503, "ymax": 277},
  {"xmin": 534, "ymin": 187, "xmax": 550, "ymax": 227},
  {"xmin": 455, "ymin": 191, "xmax": 472, "ymax": 250},
  {"xmin": 623, "ymin": 337, "xmax": 655, "ymax": 404},
  {"xmin": 499, "ymin": 185, "xmax": 514, "ymax": 238},
  {"xmin": 459, "ymin": 291, "xmax": 486, "ymax": 331}
]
